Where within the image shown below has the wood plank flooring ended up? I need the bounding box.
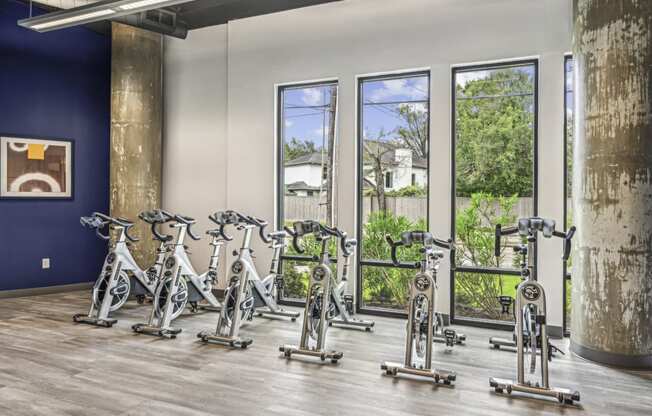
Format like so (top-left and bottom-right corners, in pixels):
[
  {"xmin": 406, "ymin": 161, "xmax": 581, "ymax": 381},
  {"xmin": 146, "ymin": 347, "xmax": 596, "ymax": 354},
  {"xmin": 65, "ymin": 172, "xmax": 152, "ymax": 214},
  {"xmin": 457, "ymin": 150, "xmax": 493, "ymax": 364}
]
[{"xmin": 0, "ymin": 290, "xmax": 650, "ymax": 416}]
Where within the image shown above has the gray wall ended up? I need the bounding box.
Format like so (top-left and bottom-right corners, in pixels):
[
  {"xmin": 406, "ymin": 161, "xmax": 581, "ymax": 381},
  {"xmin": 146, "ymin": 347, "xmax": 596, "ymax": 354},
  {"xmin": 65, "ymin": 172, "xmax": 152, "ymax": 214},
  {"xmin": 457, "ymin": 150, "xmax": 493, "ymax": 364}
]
[
  {"xmin": 163, "ymin": 0, "xmax": 571, "ymax": 325},
  {"xmin": 163, "ymin": 25, "xmax": 228, "ymax": 278}
]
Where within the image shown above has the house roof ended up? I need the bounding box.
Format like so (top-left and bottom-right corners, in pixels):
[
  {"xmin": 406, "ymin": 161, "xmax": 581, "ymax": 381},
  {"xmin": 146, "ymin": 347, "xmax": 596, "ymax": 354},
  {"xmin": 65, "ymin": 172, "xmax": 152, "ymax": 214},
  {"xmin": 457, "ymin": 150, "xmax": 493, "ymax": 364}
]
[
  {"xmin": 284, "ymin": 152, "xmax": 326, "ymax": 167},
  {"xmin": 286, "ymin": 181, "xmax": 322, "ymax": 191}
]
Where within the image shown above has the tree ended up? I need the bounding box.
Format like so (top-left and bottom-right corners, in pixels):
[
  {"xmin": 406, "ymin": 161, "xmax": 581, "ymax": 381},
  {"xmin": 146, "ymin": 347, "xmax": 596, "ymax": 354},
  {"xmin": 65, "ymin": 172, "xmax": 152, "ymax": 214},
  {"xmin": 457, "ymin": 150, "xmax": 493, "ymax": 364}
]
[
  {"xmin": 362, "ymin": 132, "xmax": 397, "ymax": 213},
  {"xmin": 396, "ymin": 103, "xmax": 428, "ymax": 160},
  {"xmin": 284, "ymin": 137, "xmax": 317, "ymax": 161},
  {"xmin": 455, "ymin": 68, "xmax": 535, "ymax": 197}
]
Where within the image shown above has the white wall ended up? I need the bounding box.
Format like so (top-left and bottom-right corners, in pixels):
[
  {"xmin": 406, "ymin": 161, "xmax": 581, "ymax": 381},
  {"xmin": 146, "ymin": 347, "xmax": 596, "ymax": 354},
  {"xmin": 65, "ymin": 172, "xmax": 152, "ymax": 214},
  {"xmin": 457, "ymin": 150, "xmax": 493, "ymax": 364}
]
[
  {"xmin": 164, "ymin": 0, "xmax": 572, "ymax": 328},
  {"xmin": 285, "ymin": 164, "xmax": 322, "ymax": 188},
  {"xmin": 162, "ymin": 25, "xmax": 228, "ymax": 279}
]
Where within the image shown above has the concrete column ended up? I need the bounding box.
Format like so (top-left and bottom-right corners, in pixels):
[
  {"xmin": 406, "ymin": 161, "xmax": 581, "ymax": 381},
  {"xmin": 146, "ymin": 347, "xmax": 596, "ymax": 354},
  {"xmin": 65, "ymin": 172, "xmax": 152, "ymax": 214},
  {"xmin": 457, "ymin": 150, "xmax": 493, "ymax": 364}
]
[
  {"xmin": 110, "ymin": 22, "xmax": 163, "ymax": 266},
  {"xmin": 571, "ymin": 0, "xmax": 652, "ymax": 368}
]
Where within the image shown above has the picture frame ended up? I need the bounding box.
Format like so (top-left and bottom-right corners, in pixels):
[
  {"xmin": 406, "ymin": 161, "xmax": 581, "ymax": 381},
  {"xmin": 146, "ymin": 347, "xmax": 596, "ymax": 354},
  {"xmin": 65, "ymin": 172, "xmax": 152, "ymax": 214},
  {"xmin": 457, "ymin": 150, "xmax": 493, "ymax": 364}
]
[{"xmin": 0, "ymin": 135, "xmax": 74, "ymax": 200}]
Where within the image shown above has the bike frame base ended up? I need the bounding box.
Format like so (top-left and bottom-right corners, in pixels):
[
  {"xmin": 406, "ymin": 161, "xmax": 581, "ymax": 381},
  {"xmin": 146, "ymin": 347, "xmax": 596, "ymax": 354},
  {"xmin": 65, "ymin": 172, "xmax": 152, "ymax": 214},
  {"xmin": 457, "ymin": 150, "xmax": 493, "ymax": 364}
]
[
  {"xmin": 490, "ymin": 336, "xmax": 516, "ymax": 349},
  {"xmin": 72, "ymin": 314, "xmax": 117, "ymax": 328},
  {"xmin": 197, "ymin": 331, "xmax": 253, "ymax": 349},
  {"xmin": 132, "ymin": 323, "xmax": 182, "ymax": 339},
  {"xmin": 490, "ymin": 377, "xmax": 580, "ymax": 404},
  {"xmin": 435, "ymin": 330, "xmax": 466, "ymax": 346},
  {"xmin": 329, "ymin": 317, "xmax": 374, "ymax": 331},
  {"xmin": 255, "ymin": 307, "xmax": 299, "ymax": 320},
  {"xmin": 381, "ymin": 361, "xmax": 456, "ymax": 384},
  {"xmin": 279, "ymin": 345, "xmax": 343, "ymax": 363}
]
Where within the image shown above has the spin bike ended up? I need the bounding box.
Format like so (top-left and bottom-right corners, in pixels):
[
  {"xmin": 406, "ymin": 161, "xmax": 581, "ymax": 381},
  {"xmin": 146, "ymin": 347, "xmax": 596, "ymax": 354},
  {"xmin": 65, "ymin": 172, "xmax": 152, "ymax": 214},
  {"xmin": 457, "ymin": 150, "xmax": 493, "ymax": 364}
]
[
  {"xmin": 198, "ymin": 211, "xmax": 300, "ymax": 348},
  {"xmin": 279, "ymin": 220, "xmax": 356, "ymax": 363},
  {"xmin": 381, "ymin": 231, "xmax": 456, "ymax": 384},
  {"xmin": 489, "ymin": 217, "xmax": 580, "ymax": 404},
  {"xmin": 73, "ymin": 210, "xmax": 174, "ymax": 327},
  {"xmin": 132, "ymin": 213, "xmax": 226, "ymax": 338}
]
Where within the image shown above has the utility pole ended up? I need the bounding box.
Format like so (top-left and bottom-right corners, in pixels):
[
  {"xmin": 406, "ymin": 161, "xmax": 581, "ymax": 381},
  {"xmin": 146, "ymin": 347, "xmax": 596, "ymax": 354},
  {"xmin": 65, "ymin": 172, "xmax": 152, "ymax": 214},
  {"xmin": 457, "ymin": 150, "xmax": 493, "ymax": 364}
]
[{"xmin": 325, "ymin": 87, "xmax": 337, "ymax": 226}]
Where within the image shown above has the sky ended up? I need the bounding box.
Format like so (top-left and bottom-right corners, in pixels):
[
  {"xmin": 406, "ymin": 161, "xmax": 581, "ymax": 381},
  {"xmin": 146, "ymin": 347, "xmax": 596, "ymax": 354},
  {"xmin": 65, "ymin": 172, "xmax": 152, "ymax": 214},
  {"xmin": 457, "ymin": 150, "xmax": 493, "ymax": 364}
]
[
  {"xmin": 281, "ymin": 63, "xmax": 548, "ymax": 156},
  {"xmin": 281, "ymin": 74, "xmax": 430, "ymax": 152}
]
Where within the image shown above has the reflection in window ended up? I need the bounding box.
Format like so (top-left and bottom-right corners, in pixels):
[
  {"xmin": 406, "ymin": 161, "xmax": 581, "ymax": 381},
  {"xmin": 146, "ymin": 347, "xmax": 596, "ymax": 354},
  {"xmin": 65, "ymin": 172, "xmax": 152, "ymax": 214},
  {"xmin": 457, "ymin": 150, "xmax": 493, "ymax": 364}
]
[
  {"xmin": 452, "ymin": 61, "xmax": 537, "ymax": 323},
  {"xmin": 278, "ymin": 82, "xmax": 338, "ymax": 300},
  {"xmin": 358, "ymin": 72, "xmax": 430, "ymax": 311}
]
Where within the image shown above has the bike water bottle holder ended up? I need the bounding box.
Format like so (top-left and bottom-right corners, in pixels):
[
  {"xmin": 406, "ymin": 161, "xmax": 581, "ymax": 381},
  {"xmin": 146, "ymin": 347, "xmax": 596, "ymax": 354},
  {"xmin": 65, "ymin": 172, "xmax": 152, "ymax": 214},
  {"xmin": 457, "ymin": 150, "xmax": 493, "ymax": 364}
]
[
  {"xmin": 343, "ymin": 294, "xmax": 354, "ymax": 314},
  {"xmin": 498, "ymin": 296, "xmax": 513, "ymax": 314}
]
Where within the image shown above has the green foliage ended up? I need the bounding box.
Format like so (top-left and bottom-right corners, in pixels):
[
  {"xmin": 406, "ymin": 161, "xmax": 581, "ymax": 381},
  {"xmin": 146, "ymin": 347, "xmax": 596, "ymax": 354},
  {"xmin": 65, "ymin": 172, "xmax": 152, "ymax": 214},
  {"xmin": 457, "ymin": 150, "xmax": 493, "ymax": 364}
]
[
  {"xmin": 280, "ymin": 220, "xmax": 337, "ymax": 300},
  {"xmin": 361, "ymin": 212, "xmax": 426, "ymax": 309},
  {"xmin": 386, "ymin": 185, "xmax": 427, "ymax": 197},
  {"xmin": 455, "ymin": 68, "xmax": 534, "ymax": 197},
  {"xmin": 284, "ymin": 137, "xmax": 318, "ymax": 161},
  {"xmin": 454, "ymin": 192, "xmax": 520, "ymax": 320}
]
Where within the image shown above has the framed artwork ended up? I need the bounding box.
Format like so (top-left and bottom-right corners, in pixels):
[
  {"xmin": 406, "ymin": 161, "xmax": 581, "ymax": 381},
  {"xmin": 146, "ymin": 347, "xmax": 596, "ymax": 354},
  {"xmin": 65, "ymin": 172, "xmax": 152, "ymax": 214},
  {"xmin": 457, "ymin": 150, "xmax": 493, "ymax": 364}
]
[{"xmin": 0, "ymin": 136, "xmax": 73, "ymax": 199}]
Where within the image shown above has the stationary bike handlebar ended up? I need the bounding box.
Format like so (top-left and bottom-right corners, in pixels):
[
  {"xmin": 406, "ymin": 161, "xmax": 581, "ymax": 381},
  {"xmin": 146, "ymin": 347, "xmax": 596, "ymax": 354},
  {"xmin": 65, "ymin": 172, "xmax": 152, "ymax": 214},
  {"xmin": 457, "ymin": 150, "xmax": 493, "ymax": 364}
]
[
  {"xmin": 494, "ymin": 220, "xmax": 576, "ymax": 261},
  {"xmin": 385, "ymin": 231, "xmax": 454, "ymax": 268},
  {"xmin": 494, "ymin": 224, "xmax": 519, "ymax": 257},
  {"xmin": 171, "ymin": 214, "xmax": 201, "ymax": 241},
  {"xmin": 139, "ymin": 209, "xmax": 175, "ymax": 242},
  {"xmin": 80, "ymin": 212, "xmax": 139, "ymax": 242},
  {"xmin": 208, "ymin": 211, "xmax": 236, "ymax": 241},
  {"xmin": 284, "ymin": 220, "xmax": 356, "ymax": 256}
]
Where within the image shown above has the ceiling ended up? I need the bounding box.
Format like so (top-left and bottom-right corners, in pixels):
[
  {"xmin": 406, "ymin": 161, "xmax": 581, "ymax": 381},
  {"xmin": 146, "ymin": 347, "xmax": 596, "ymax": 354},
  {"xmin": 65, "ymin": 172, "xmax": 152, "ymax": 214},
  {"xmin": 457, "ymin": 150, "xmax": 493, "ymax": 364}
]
[{"xmin": 23, "ymin": 0, "xmax": 342, "ymax": 31}]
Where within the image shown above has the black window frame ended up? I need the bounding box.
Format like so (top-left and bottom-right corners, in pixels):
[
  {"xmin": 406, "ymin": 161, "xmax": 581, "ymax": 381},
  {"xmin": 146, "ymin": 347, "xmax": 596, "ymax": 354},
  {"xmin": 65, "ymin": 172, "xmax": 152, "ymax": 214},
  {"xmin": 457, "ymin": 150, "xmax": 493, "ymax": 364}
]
[
  {"xmin": 563, "ymin": 54, "xmax": 574, "ymax": 337},
  {"xmin": 450, "ymin": 59, "xmax": 539, "ymax": 330},
  {"xmin": 276, "ymin": 80, "xmax": 339, "ymax": 306},
  {"xmin": 356, "ymin": 70, "xmax": 431, "ymax": 318}
]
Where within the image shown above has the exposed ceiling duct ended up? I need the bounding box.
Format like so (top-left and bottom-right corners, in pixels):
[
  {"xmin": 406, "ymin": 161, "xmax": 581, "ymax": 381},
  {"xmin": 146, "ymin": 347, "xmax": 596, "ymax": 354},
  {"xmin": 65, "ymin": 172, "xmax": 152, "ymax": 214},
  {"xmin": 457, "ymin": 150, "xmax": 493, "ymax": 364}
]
[{"xmin": 21, "ymin": 0, "xmax": 189, "ymax": 38}]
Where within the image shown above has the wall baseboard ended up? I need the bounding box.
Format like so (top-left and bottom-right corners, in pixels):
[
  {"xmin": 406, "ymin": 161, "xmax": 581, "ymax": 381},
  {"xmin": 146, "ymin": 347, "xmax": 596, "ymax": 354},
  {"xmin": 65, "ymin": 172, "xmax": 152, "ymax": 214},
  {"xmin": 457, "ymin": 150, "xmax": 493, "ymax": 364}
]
[{"xmin": 0, "ymin": 282, "xmax": 93, "ymax": 299}]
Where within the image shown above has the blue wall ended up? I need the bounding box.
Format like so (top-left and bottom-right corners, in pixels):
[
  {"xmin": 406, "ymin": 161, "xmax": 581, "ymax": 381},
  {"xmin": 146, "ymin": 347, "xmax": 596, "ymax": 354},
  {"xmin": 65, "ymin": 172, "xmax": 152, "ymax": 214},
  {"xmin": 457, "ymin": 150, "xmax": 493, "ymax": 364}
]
[{"xmin": 0, "ymin": 1, "xmax": 111, "ymax": 291}]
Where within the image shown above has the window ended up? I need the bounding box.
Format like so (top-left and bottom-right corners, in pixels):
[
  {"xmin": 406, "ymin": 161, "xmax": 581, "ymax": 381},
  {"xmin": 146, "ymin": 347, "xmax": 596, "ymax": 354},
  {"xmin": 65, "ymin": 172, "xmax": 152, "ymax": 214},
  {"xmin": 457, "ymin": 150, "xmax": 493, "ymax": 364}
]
[
  {"xmin": 563, "ymin": 56, "xmax": 574, "ymax": 335},
  {"xmin": 411, "ymin": 173, "xmax": 416, "ymax": 186},
  {"xmin": 277, "ymin": 81, "xmax": 338, "ymax": 301},
  {"xmin": 357, "ymin": 71, "xmax": 430, "ymax": 313},
  {"xmin": 384, "ymin": 171, "xmax": 393, "ymax": 189},
  {"xmin": 451, "ymin": 60, "xmax": 538, "ymax": 327}
]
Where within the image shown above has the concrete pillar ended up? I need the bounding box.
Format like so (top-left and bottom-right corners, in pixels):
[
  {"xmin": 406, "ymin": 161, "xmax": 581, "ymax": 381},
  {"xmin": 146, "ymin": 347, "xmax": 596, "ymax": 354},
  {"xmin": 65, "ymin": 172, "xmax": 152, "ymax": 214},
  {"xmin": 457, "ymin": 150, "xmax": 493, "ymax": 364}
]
[
  {"xmin": 109, "ymin": 22, "xmax": 163, "ymax": 266},
  {"xmin": 571, "ymin": 0, "xmax": 652, "ymax": 368}
]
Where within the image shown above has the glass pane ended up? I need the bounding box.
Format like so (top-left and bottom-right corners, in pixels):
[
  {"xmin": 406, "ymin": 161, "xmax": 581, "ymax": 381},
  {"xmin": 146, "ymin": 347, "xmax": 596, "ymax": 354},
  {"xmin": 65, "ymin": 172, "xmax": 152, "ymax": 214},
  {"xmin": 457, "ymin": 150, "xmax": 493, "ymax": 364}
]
[
  {"xmin": 279, "ymin": 83, "xmax": 338, "ymax": 301},
  {"xmin": 454, "ymin": 272, "xmax": 521, "ymax": 322},
  {"xmin": 280, "ymin": 83, "xmax": 338, "ymax": 226},
  {"xmin": 358, "ymin": 73, "xmax": 430, "ymax": 310},
  {"xmin": 453, "ymin": 63, "xmax": 536, "ymax": 271}
]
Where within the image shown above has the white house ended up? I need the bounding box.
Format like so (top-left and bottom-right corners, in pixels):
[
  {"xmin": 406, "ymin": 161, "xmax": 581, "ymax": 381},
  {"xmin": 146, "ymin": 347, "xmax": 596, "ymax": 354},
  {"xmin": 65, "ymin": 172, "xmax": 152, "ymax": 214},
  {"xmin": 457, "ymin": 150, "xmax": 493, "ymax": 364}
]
[{"xmin": 284, "ymin": 148, "xmax": 427, "ymax": 196}]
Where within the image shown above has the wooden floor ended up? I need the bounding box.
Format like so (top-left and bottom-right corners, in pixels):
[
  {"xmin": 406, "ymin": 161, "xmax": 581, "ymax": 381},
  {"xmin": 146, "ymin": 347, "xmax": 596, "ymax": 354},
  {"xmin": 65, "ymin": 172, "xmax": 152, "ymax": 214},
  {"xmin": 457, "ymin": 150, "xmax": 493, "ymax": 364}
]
[{"xmin": 0, "ymin": 291, "xmax": 651, "ymax": 416}]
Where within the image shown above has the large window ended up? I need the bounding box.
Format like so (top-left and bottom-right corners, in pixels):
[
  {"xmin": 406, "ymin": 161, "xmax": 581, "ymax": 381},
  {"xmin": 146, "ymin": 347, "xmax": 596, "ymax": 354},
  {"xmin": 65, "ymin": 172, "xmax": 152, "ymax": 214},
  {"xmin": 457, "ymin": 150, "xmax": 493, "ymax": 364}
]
[
  {"xmin": 563, "ymin": 56, "xmax": 574, "ymax": 335},
  {"xmin": 277, "ymin": 82, "xmax": 338, "ymax": 301},
  {"xmin": 357, "ymin": 71, "xmax": 430, "ymax": 313},
  {"xmin": 451, "ymin": 60, "xmax": 538, "ymax": 327}
]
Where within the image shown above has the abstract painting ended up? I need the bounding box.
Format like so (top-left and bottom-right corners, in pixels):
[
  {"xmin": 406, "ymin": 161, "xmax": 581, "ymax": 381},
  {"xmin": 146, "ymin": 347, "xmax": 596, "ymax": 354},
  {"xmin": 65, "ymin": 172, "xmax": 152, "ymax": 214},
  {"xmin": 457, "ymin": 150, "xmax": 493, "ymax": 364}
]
[{"xmin": 1, "ymin": 136, "xmax": 73, "ymax": 199}]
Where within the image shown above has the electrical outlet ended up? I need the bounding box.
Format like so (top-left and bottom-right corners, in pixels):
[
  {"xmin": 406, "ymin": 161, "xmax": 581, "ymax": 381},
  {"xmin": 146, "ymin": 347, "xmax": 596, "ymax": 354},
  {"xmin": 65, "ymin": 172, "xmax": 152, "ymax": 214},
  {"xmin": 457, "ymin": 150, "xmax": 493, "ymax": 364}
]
[{"xmin": 42, "ymin": 258, "xmax": 50, "ymax": 269}]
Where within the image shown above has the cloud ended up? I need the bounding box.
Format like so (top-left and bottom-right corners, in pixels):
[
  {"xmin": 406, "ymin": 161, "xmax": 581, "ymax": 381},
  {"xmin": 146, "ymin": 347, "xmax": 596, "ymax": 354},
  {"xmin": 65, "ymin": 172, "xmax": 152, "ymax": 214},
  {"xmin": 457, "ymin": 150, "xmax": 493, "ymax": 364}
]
[
  {"xmin": 455, "ymin": 70, "xmax": 490, "ymax": 87},
  {"xmin": 302, "ymin": 88, "xmax": 323, "ymax": 106},
  {"xmin": 285, "ymin": 120, "xmax": 294, "ymax": 128},
  {"xmin": 369, "ymin": 77, "xmax": 428, "ymax": 102}
]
